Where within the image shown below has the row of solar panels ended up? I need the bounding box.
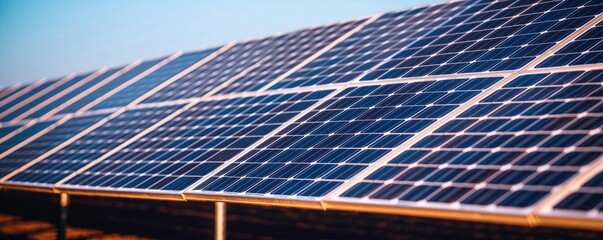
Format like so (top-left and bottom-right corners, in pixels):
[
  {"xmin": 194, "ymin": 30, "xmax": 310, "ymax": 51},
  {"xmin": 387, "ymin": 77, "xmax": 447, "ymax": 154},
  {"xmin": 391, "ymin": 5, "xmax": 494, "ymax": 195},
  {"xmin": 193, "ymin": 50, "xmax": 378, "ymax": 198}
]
[{"xmin": 0, "ymin": 0, "xmax": 602, "ymax": 230}]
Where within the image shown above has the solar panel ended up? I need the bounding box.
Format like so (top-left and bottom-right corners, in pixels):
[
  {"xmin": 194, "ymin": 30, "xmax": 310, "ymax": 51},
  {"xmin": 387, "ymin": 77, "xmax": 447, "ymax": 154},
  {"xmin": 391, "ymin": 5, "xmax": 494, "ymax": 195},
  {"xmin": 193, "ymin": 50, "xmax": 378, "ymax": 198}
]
[
  {"xmin": 0, "ymin": 85, "xmax": 27, "ymax": 103},
  {"xmin": 360, "ymin": 0, "xmax": 603, "ymax": 80},
  {"xmin": 88, "ymin": 49, "xmax": 218, "ymax": 111},
  {"xmin": 269, "ymin": 1, "xmax": 467, "ymax": 89},
  {"xmin": 538, "ymin": 20, "xmax": 603, "ymax": 67},
  {"xmin": 5, "ymin": 105, "xmax": 183, "ymax": 186},
  {"xmin": 55, "ymin": 59, "xmax": 163, "ymax": 115},
  {"xmin": 0, "ymin": 0, "xmax": 601, "ymax": 230},
  {"xmin": 19, "ymin": 68, "xmax": 122, "ymax": 120},
  {"xmin": 191, "ymin": 77, "xmax": 502, "ymax": 198},
  {"xmin": 0, "ymin": 113, "xmax": 108, "ymax": 179},
  {"xmin": 141, "ymin": 19, "xmax": 365, "ymax": 103},
  {"xmin": 552, "ymin": 171, "xmax": 603, "ymax": 217},
  {"xmin": 0, "ymin": 73, "xmax": 97, "ymax": 122},
  {"xmin": 0, "ymin": 79, "xmax": 58, "ymax": 121},
  {"xmin": 59, "ymin": 90, "xmax": 330, "ymax": 191},
  {"xmin": 0, "ymin": 124, "xmax": 26, "ymax": 150},
  {"xmin": 333, "ymin": 69, "xmax": 602, "ymax": 213}
]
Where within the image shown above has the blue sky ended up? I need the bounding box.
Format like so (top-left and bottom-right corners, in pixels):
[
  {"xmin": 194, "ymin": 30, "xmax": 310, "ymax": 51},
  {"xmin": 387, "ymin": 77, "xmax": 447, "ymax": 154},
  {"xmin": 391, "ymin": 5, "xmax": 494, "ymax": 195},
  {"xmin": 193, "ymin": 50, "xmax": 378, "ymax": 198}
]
[{"xmin": 0, "ymin": 0, "xmax": 438, "ymax": 86}]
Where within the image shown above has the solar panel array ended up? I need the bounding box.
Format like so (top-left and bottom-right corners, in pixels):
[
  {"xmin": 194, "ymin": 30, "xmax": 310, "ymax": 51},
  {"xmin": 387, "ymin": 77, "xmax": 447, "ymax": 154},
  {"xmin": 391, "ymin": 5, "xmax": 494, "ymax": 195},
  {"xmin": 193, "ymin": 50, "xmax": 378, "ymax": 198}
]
[{"xmin": 0, "ymin": 0, "xmax": 602, "ymax": 230}]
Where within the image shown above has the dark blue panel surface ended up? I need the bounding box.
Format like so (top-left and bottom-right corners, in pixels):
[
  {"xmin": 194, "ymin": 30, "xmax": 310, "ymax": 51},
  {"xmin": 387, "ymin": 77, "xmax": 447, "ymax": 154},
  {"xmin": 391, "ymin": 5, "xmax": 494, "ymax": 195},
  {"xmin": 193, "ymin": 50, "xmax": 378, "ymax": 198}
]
[
  {"xmin": 24, "ymin": 68, "xmax": 121, "ymax": 119},
  {"xmin": 8, "ymin": 105, "xmax": 183, "ymax": 184},
  {"xmin": 270, "ymin": 1, "xmax": 466, "ymax": 89},
  {"xmin": 63, "ymin": 90, "xmax": 331, "ymax": 191},
  {"xmin": 0, "ymin": 113, "xmax": 108, "ymax": 178},
  {"xmin": 195, "ymin": 77, "xmax": 502, "ymax": 198},
  {"xmin": 143, "ymin": 20, "xmax": 363, "ymax": 103},
  {"xmin": 89, "ymin": 49, "xmax": 217, "ymax": 111},
  {"xmin": 0, "ymin": 73, "xmax": 95, "ymax": 122},
  {"xmin": 0, "ymin": 80, "xmax": 58, "ymax": 121},
  {"xmin": 341, "ymin": 70, "xmax": 603, "ymax": 209},
  {"xmin": 362, "ymin": 0, "xmax": 603, "ymax": 81},
  {"xmin": 538, "ymin": 20, "xmax": 603, "ymax": 67},
  {"xmin": 57, "ymin": 60, "xmax": 163, "ymax": 115}
]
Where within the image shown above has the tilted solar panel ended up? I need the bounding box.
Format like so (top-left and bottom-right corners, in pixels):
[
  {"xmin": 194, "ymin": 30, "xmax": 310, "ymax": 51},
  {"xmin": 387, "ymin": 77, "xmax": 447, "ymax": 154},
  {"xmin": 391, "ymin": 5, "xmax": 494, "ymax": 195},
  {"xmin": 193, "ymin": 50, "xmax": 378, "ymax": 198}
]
[
  {"xmin": 192, "ymin": 77, "xmax": 502, "ymax": 198},
  {"xmin": 20, "ymin": 68, "xmax": 122, "ymax": 120},
  {"xmin": 0, "ymin": 0, "xmax": 601, "ymax": 230},
  {"xmin": 5, "ymin": 105, "xmax": 183, "ymax": 186},
  {"xmin": 551, "ymin": 171, "xmax": 603, "ymax": 219},
  {"xmin": 0, "ymin": 85, "xmax": 27, "ymax": 103},
  {"xmin": 0, "ymin": 113, "xmax": 108, "ymax": 179},
  {"xmin": 269, "ymin": 1, "xmax": 467, "ymax": 89},
  {"xmin": 333, "ymin": 69, "xmax": 602, "ymax": 215},
  {"xmin": 0, "ymin": 79, "xmax": 58, "ymax": 121},
  {"xmin": 538, "ymin": 20, "xmax": 603, "ymax": 67},
  {"xmin": 361, "ymin": 0, "xmax": 603, "ymax": 80},
  {"xmin": 55, "ymin": 60, "xmax": 163, "ymax": 115},
  {"xmin": 88, "ymin": 49, "xmax": 217, "ymax": 111},
  {"xmin": 141, "ymin": 19, "xmax": 365, "ymax": 103},
  {"xmin": 0, "ymin": 72, "xmax": 96, "ymax": 122},
  {"xmin": 58, "ymin": 91, "xmax": 331, "ymax": 191}
]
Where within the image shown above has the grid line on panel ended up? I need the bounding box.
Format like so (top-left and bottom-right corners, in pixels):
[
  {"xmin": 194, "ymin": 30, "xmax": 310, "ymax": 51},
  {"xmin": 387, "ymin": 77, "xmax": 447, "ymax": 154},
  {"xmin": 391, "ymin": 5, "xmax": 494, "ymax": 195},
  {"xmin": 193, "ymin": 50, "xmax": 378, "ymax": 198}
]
[
  {"xmin": 186, "ymin": 76, "xmax": 502, "ymax": 199},
  {"xmin": 0, "ymin": 113, "xmax": 110, "ymax": 182},
  {"xmin": 269, "ymin": 0, "xmax": 469, "ymax": 90},
  {"xmin": 41, "ymin": 61, "xmax": 141, "ymax": 118},
  {"xmin": 182, "ymin": 88, "xmax": 346, "ymax": 193},
  {"xmin": 0, "ymin": 85, "xmax": 26, "ymax": 104},
  {"xmin": 537, "ymin": 17, "xmax": 603, "ymax": 68},
  {"xmin": 0, "ymin": 75, "xmax": 74, "ymax": 122},
  {"xmin": 0, "ymin": 74, "xmax": 84, "ymax": 122},
  {"xmin": 11, "ymin": 68, "xmax": 109, "ymax": 122},
  {"xmin": 0, "ymin": 119, "xmax": 65, "ymax": 161},
  {"xmin": 5, "ymin": 104, "xmax": 185, "ymax": 186},
  {"xmin": 83, "ymin": 53, "xmax": 181, "ymax": 111},
  {"xmin": 327, "ymin": 5, "xmax": 603, "ymax": 205},
  {"xmin": 330, "ymin": 69, "xmax": 603, "ymax": 218},
  {"xmin": 87, "ymin": 50, "xmax": 217, "ymax": 111},
  {"xmin": 533, "ymin": 151, "xmax": 603, "ymax": 216},
  {"xmin": 54, "ymin": 49, "xmax": 267, "ymax": 187},
  {"xmin": 56, "ymin": 60, "xmax": 160, "ymax": 115},
  {"xmin": 119, "ymin": 45, "xmax": 234, "ymax": 107},
  {"xmin": 362, "ymin": 0, "xmax": 603, "ymax": 81},
  {"xmin": 0, "ymin": 81, "xmax": 44, "ymax": 110},
  {"xmin": 58, "ymin": 90, "xmax": 333, "ymax": 192},
  {"xmin": 141, "ymin": 19, "xmax": 366, "ymax": 103},
  {"xmin": 256, "ymin": 14, "xmax": 381, "ymax": 92}
]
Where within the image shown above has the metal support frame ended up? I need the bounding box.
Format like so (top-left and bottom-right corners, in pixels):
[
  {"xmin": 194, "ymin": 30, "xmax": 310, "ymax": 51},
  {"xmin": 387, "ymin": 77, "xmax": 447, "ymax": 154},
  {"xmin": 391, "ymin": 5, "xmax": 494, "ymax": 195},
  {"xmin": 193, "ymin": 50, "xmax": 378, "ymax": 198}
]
[
  {"xmin": 58, "ymin": 193, "xmax": 69, "ymax": 240},
  {"xmin": 215, "ymin": 202, "xmax": 226, "ymax": 240}
]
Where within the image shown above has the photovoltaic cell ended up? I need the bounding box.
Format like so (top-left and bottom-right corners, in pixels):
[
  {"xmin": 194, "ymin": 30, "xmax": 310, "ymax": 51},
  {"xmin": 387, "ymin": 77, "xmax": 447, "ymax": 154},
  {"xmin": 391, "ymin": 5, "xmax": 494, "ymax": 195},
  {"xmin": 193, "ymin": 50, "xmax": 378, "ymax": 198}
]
[
  {"xmin": 0, "ymin": 122, "xmax": 56, "ymax": 156},
  {"xmin": 0, "ymin": 80, "xmax": 58, "ymax": 121},
  {"xmin": 0, "ymin": 113, "xmax": 108, "ymax": 178},
  {"xmin": 142, "ymin": 20, "xmax": 363, "ymax": 103},
  {"xmin": 56, "ymin": 60, "xmax": 163, "ymax": 115},
  {"xmin": 538, "ymin": 20, "xmax": 603, "ymax": 68},
  {"xmin": 23, "ymin": 68, "xmax": 122, "ymax": 120},
  {"xmin": 0, "ymin": 85, "xmax": 27, "ymax": 103},
  {"xmin": 141, "ymin": 42, "xmax": 269, "ymax": 103},
  {"xmin": 215, "ymin": 20, "xmax": 365, "ymax": 94},
  {"xmin": 0, "ymin": 124, "xmax": 26, "ymax": 152},
  {"xmin": 89, "ymin": 49, "xmax": 217, "ymax": 111},
  {"xmin": 193, "ymin": 77, "xmax": 502, "ymax": 198},
  {"xmin": 361, "ymin": 0, "xmax": 603, "ymax": 81},
  {"xmin": 554, "ymin": 171, "xmax": 603, "ymax": 214},
  {"xmin": 339, "ymin": 70, "xmax": 603, "ymax": 211},
  {"xmin": 6, "ymin": 105, "xmax": 183, "ymax": 185},
  {"xmin": 61, "ymin": 90, "xmax": 331, "ymax": 191},
  {"xmin": 0, "ymin": 73, "xmax": 96, "ymax": 122},
  {"xmin": 269, "ymin": 1, "xmax": 466, "ymax": 89}
]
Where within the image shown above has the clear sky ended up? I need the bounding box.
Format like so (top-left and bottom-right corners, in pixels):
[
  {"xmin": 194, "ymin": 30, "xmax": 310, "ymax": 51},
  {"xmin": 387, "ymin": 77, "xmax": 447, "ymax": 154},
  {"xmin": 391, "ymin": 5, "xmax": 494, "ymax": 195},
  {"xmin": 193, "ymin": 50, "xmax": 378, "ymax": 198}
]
[{"xmin": 0, "ymin": 0, "xmax": 439, "ymax": 86}]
